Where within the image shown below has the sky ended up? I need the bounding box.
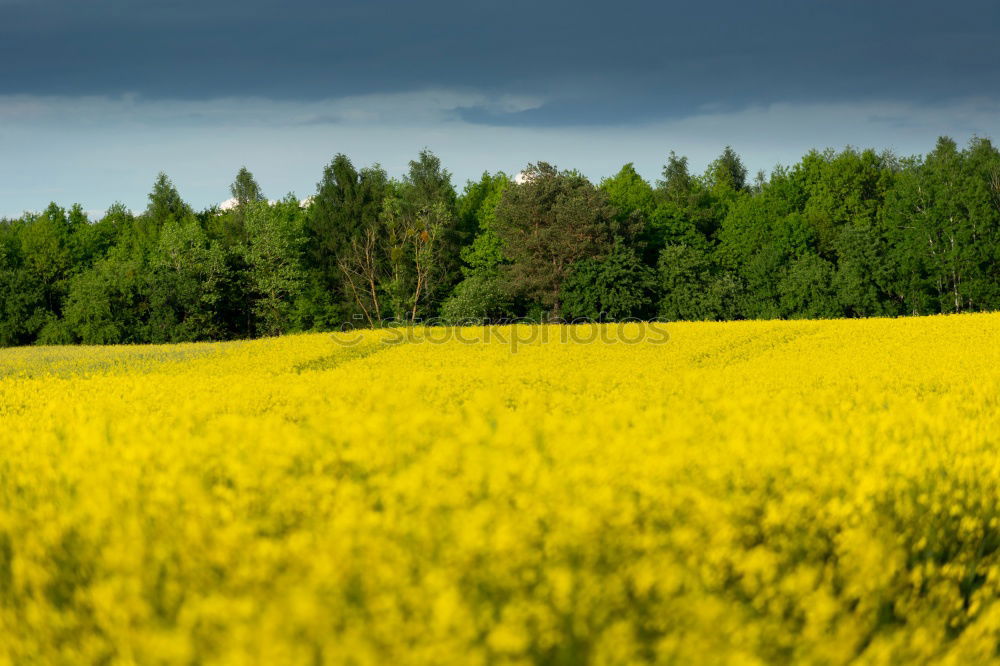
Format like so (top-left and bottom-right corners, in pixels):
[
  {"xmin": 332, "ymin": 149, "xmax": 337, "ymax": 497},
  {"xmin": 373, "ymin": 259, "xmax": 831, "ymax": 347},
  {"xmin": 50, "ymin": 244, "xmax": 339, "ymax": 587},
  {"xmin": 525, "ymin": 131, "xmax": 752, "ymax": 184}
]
[{"xmin": 2, "ymin": 0, "xmax": 999, "ymax": 218}]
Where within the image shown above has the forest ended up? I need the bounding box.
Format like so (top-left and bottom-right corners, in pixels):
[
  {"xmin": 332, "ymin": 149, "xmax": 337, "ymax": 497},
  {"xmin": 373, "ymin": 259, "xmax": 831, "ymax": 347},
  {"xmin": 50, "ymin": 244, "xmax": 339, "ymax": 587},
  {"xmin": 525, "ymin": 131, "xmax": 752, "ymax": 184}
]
[{"xmin": 1, "ymin": 136, "xmax": 999, "ymax": 346}]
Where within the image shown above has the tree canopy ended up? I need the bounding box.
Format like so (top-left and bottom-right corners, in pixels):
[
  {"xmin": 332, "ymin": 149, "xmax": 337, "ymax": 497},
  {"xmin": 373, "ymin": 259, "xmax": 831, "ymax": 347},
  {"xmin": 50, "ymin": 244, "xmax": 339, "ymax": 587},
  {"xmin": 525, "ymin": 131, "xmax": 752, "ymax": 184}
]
[{"xmin": 2, "ymin": 137, "xmax": 1000, "ymax": 346}]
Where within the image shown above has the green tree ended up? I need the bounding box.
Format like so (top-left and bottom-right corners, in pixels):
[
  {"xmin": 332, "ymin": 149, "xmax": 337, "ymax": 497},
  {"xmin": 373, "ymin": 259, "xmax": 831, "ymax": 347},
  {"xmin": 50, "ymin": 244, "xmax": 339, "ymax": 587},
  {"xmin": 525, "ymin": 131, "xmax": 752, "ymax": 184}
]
[
  {"xmin": 600, "ymin": 163, "xmax": 656, "ymax": 241},
  {"xmin": 379, "ymin": 189, "xmax": 452, "ymax": 321},
  {"xmin": 659, "ymin": 152, "xmax": 693, "ymax": 205},
  {"xmin": 456, "ymin": 172, "xmax": 511, "ymax": 273},
  {"xmin": 145, "ymin": 172, "xmax": 193, "ymax": 228},
  {"xmin": 493, "ymin": 163, "xmax": 615, "ymax": 319},
  {"xmin": 562, "ymin": 240, "xmax": 654, "ymax": 320},
  {"xmin": 72, "ymin": 203, "xmax": 130, "ymax": 270},
  {"xmin": 0, "ymin": 218, "xmax": 34, "ymax": 346},
  {"xmin": 885, "ymin": 137, "xmax": 1000, "ymax": 314},
  {"xmin": 443, "ymin": 172, "xmax": 515, "ymax": 324},
  {"xmin": 706, "ymin": 145, "xmax": 748, "ymax": 193},
  {"xmin": 779, "ymin": 252, "xmax": 839, "ymax": 318},
  {"xmin": 147, "ymin": 217, "xmax": 229, "ymax": 342},
  {"xmin": 650, "ymin": 152, "xmax": 722, "ymax": 251},
  {"xmin": 337, "ymin": 151, "xmax": 458, "ymax": 324},
  {"xmin": 63, "ymin": 245, "xmax": 147, "ymax": 344},
  {"xmin": 657, "ymin": 242, "xmax": 739, "ymax": 321},
  {"xmin": 439, "ymin": 271, "xmax": 516, "ymax": 324},
  {"xmin": 231, "ymin": 166, "xmax": 265, "ymax": 209},
  {"xmin": 304, "ymin": 155, "xmax": 388, "ymax": 328},
  {"xmin": 212, "ymin": 167, "xmax": 266, "ymax": 246},
  {"xmin": 394, "ymin": 149, "xmax": 461, "ymax": 309},
  {"xmin": 245, "ymin": 198, "xmax": 306, "ymax": 336},
  {"xmin": 716, "ymin": 192, "xmax": 798, "ymax": 318},
  {"xmin": 18, "ymin": 204, "xmax": 76, "ymax": 342}
]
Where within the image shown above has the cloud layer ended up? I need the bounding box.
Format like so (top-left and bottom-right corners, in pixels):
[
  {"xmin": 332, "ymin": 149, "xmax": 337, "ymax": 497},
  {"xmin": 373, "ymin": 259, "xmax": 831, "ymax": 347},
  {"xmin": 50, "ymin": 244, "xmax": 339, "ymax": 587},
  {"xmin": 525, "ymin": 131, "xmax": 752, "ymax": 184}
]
[
  {"xmin": 2, "ymin": 0, "xmax": 999, "ymax": 123},
  {"xmin": 1, "ymin": 1, "xmax": 999, "ymax": 216}
]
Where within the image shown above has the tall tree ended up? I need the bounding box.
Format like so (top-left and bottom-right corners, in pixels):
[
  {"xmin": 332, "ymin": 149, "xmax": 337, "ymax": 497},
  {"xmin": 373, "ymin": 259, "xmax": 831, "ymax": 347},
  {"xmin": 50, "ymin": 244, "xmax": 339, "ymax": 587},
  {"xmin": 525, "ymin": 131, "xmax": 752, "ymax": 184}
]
[
  {"xmin": 457, "ymin": 172, "xmax": 511, "ymax": 275},
  {"xmin": 147, "ymin": 217, "xmax": 229, "ymax": 342},
  {"xmin": 17, "ymin": 204, "xmax": 75, "ymax": 342},
  {"xmin": 397, "ymin": 149, "xmax": 460, "ymax": 305},
  {"xmin": 706, "ymin": 146, "xmax": 748, "ymax": 193},
  {"xmin": 215, "ymin": 167, "xmax": 266, "ymax": 245},
  {"xmin": 339, "ymin": 150, "xmax": 458, "ymax": 323},
  {"xmin": 304, "ymin": 155, "xmax": 388, "ymax": 328},
  {"xmin": 380, "ymin": 192, "xmax": 452, "ymax": 321},
  {"xmin": 0, "ymin": 218, "xmax": 32, "ymax": 346},
  {"xmin": 145, "ymin": 172, "xmax": 192, "ymax": 228},
  {"xmin": 885, "ymin": 137, "xmax": 1000, "ymax": 314},
  {"xmin": 442, "ymin": 172, "xmax": 515, "ymax": 323},
  {"xmin": 658, "ymin": 151, "xmax": 693, "ymax": 205},
  {"xmin": 650, "ymin": 152, "xmax": 719, "ymax": 250},
  {"xmin": 245, "ymin": 198, "xmax": 306, "ymax": 336},
  {"xmin": 600, "ymin": 163, "xmax": 655, "ymax": 242},
  {"xmin": 657, "ymin": 243, "xmax": 740, "ymax": 321},
  {"xmin": 493, "ymin": 163, "xmax": 615, "ymax": 318},
  {"xmin": 231, "ymin": 167, "xmax": 265, "ymax": 209}
]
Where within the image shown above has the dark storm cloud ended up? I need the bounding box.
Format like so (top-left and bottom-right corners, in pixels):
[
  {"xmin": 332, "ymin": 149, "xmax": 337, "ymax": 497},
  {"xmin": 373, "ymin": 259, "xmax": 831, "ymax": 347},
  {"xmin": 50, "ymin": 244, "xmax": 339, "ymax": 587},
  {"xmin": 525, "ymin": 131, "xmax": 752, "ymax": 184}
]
[{"xmin": 1, "ymin": 0, "xmax": 999, "ymax": 125}]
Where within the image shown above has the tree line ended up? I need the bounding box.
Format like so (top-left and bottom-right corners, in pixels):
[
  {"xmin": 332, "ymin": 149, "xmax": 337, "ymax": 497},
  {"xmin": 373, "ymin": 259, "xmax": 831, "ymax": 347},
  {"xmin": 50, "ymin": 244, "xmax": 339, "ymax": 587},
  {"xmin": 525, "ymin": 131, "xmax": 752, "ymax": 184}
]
[{"xmin": 2, "ymin": 136, "xmax": 1000, "ymax": 347}]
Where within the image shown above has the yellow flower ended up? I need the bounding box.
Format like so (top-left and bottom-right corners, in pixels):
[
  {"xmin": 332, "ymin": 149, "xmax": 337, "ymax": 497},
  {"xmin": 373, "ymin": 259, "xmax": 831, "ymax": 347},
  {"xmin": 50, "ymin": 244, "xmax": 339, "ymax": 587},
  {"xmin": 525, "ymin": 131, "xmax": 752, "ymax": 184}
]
[{"xmin": 1, "ymin": 313, "xmax": 999, "ymax": 664}]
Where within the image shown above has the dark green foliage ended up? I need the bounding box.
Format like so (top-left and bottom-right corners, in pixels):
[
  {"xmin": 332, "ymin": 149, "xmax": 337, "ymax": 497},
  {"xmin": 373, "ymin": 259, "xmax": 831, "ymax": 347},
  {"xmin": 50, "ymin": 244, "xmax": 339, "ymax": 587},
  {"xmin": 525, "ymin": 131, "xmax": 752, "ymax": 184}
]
[
  {"xmin": 16, "ymin": 204, "xmax": 78, "ymax": 343},
  {"xmin": 562, "ymin": 241, "xmax": 655, "ymax": 320},
  {"xmin": 883, "ymin": 137, "xmax": 1000, "ymax": 314},
  {"xmin": 0, "ymin": 219, "xmax": 33, "ymax": 346},
  {"xmin": 302, "ymin": 155, "xmax": 388, "ymax": 329},
  {"xmin": 779, "ymin": 253, "xmax": 839, "ymax": 318},
  {"xmin": 2, "ymin": 136, "xmax": 1000, "ymax": 347},
  {"xmin": 63, "ymin": 246, "xmax": 147, "ymax": 344},
  {"xmin": 245, "ymin": 197, "xmax": 306, "ymax": 337},
  {"xmin": 649, "ymin": 152, "xmax": 725, "ymax": 253},
  {"xmin": 657, "ymin": 243, "xmax": 740, "ymax": 321},
  {"xmin": 439, "ymin": 271, "xmax": 516, "ymax": 324},
  {"xmin": 146, "ymin": 218, "xmax": 229, "ymax": 342},
  {"xmin": 493, "ymin": 163, "xmax": 615, "ymax": 319}
]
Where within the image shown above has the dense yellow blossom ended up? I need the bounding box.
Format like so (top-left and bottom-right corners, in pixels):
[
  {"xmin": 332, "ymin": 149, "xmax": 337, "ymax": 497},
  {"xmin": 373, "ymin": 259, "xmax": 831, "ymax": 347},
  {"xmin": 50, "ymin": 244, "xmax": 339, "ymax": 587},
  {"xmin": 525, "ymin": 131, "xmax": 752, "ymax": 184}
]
[{"xmin": 2, "ymin": 314, "xmax": 1000, "ymax": 664}]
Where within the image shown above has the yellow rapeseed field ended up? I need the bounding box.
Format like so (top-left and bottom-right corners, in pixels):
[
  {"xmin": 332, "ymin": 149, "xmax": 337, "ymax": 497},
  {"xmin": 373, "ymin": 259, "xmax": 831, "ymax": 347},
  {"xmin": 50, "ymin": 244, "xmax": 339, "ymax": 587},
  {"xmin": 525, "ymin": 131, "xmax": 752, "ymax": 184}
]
[{"xmin": 3, "ymin": 314, "xmax": 1000, "ymax": 665}]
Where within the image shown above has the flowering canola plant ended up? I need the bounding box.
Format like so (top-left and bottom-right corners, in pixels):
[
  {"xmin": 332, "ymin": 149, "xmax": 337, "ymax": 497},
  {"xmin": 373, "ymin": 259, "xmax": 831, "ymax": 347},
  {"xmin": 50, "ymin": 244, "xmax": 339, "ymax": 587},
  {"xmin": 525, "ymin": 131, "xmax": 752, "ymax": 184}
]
[{"xmin": 2, "ymin": 314, "xmax": 1000, "ymax": 665}]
